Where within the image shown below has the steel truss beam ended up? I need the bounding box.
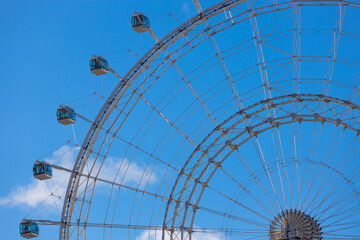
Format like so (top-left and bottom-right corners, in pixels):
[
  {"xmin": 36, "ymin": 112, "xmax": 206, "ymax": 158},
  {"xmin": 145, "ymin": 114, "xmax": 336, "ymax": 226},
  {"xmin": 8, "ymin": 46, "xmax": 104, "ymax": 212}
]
[{"xmin": 163, "ymin": 93, "xmax": 360, "ymax": 240}]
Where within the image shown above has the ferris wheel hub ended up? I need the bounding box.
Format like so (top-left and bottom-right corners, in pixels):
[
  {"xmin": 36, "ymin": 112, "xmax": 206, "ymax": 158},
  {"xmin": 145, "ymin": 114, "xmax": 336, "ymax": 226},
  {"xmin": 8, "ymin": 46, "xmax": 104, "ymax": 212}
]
[{"xmin": 269, "ymin": 209, "xmax": 322, "ymax": 240}]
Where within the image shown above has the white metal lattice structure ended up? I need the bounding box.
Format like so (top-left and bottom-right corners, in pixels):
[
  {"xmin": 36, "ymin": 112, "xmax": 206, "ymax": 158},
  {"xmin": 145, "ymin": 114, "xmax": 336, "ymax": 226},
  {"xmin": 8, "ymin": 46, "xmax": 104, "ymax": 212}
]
[{"xmin": 25, "ymin": 0, "xmax": 360, "ymax": 239}]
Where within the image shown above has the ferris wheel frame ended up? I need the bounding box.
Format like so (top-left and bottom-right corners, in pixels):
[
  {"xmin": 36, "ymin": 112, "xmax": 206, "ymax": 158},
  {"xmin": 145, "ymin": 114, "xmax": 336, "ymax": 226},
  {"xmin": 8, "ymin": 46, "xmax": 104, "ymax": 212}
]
[{"xmin": 56, "ymin": 0, "xmax": 360, "ymax": 239}]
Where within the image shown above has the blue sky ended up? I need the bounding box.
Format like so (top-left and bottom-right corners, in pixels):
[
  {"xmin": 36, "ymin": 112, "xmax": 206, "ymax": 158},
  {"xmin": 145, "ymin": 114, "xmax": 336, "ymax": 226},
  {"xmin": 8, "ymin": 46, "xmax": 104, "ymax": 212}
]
[{"xmin": 1, "ymin": 0, "xmax": 360, "ymax": 239}]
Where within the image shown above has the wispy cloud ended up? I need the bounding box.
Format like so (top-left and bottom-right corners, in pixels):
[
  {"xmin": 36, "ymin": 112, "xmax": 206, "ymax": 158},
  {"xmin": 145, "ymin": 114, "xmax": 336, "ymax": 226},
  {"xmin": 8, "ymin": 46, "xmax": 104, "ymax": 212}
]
[
  {"xmin": 181, "ymin": 1, "xmax": 192, "ymax": 14},
  {"xmin": 137, "ymin": 228, "xmax": 222, "ymax": 240},
  {"xmin": 0, "ymin": 145, "xmax": 158, "ymax": 209},
  {"xmin": 97, "ymin": 156, "xmax": 158, "ymax": 187},
  {"xmin": 0, "ymin": 145, "xmax": 77, "ymax": 208}
]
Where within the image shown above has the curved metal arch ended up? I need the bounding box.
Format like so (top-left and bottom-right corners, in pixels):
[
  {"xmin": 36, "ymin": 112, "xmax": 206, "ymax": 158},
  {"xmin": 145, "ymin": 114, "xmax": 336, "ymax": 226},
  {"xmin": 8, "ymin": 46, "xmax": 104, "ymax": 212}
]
[
  {"xmin": 184, "ymin": 116, "xmax": 359, "ymax": 237},
  {"xmin": 59, "ymin": 0, "xmax": 248, "ymax": 239},
  {"xmin": 174, "ymin": 119, "xmax": 358, "ymax": 239},
  {"xmin": 162, "ymin": 94, "xmax": 360, "ymax": 239}
]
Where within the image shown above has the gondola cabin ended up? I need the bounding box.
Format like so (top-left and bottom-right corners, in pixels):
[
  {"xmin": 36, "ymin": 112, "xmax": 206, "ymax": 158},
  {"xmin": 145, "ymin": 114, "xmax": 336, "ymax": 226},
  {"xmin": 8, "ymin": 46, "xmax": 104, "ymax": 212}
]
[
  {"xmin": 33, "ymin": 161, "xmax": 52, "ymax": 180},
  {"xmin": 89, "ymin": 56, "xmax": 109, "ymax": 75},
  {"xmin": 56, "ymin": 106, "xmax": 76, "ymax": 125},
  {"xmin": 131, "ymin": 13, "xmax": 150, "ymax": 33},
  {"xmin": 19, "ymin": 221, "xmax": 39, "ymax": 238}
]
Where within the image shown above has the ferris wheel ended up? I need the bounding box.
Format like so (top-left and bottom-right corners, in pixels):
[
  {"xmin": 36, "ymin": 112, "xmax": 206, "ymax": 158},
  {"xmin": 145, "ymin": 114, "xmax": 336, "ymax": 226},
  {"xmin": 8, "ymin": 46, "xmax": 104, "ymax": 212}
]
[{"xmin": 20, "ymin": 0, "xmax": 360, "ymax": 239}]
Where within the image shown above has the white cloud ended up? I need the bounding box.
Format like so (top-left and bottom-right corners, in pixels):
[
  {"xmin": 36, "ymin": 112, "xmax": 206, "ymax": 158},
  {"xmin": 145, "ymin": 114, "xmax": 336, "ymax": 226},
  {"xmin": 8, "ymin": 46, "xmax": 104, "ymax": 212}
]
[
  {"xmin": 0, "ymin": 145, "xmax": 77, "ymax": 208},
  {"xmin": 193, "ymin": 231, "xmax": 222, "ymax": 240},
  {"xmin": 97, "ymin": 156, "xmax": 158, "ymax": 187},
  {"xmin": 0, "ymin": 177, "xmax": 55, "ymax": 208},
  {"xmin": 0, "ymin": 145, "xmax": 158, "ymax": 209},
  {"xmin": 137, "ymin": 228, "xmax": 222, "ymax": 240},
  {"xmin": 181, "ymin": 1, "xmax": 192, "ymax": 14}
]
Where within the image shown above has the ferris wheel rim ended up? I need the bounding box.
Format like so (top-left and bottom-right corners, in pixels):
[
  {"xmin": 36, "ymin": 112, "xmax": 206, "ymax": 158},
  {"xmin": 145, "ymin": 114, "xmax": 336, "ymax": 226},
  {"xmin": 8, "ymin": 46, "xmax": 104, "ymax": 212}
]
[
  {"xmin": 162, "ymin": 93, "xmax": 360, "ymax": 237},
  {"xmin": 56, "ymin": 0, "xmax": 360, "ymax": 239}
]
